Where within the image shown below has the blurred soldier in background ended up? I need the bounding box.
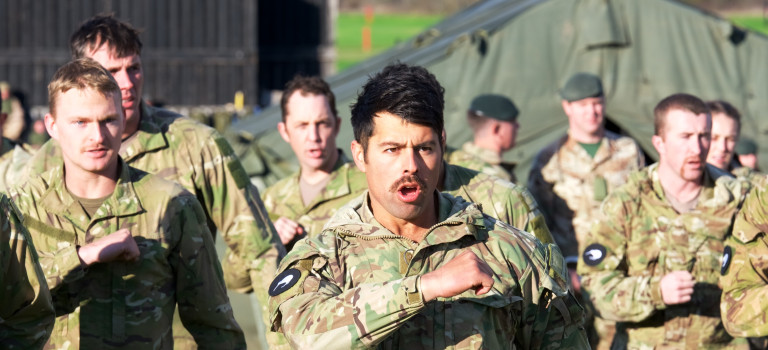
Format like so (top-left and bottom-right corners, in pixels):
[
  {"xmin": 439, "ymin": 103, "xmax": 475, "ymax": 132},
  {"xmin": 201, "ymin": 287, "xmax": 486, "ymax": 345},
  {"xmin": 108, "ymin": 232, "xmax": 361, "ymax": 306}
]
[
  {"xmin": 0, "ymin": 82, "xmax": 35, "ymax": 191},
  {"xmin": 579, "ymin": 93, "xmax": 749, "ymax": 349},
  {"xmin": 735, "ymin": 138, "xmax": 759, "ymax": 171},
  {"xmin": 445, "ymin": 94, "xmax": 519, "ymax": 182},
  {"xmin": 705, "ymin": 100, "xmax": 759, "ymax": 182}
]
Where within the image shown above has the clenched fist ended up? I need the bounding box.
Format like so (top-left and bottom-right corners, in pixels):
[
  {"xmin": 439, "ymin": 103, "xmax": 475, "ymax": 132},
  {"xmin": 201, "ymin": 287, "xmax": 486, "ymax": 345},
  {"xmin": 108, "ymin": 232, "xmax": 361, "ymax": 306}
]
[{"xmin": 420, "ymin": 250, "xmax": 495, "ymax": 302}]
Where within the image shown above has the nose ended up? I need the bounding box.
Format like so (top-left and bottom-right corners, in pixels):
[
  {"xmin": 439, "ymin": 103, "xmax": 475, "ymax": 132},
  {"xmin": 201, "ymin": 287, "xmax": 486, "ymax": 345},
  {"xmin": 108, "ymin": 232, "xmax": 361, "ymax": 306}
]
[
  {"xmin": 112, "ymin": 68, "xmax": 134, "ymax": 91},
  {"xmin": 89, "ymin": 122, "xmax": 107, "ymax": 143},
  {"xmin": 309, "ymin": 123, "xmax": 321, "ymax": 142},
  {"xmin": 402, "ymin": 148, "xmax": 420, "ymax": 175}
]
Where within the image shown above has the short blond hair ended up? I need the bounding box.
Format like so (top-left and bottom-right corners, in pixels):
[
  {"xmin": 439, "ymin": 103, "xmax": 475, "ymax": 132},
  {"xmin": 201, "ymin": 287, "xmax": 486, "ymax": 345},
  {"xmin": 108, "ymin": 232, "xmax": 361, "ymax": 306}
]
[{"xmin": 48, "ymin": 58, "xmax": 120, "ymax": 115}]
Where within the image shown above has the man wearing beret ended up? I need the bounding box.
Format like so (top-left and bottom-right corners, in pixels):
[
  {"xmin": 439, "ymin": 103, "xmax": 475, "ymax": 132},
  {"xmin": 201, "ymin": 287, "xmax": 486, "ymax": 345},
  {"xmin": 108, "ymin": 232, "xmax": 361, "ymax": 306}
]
[
  {"xmin": 735, "ymin": 138, "xmax": 760, "ymax": 172},
  {"xmin": 446, "ymin": 94, "xmax": 520, "ymax": 182},
  {"xmin": 528, "ymin": 72, "xmax": 644, "ymax": 349}
]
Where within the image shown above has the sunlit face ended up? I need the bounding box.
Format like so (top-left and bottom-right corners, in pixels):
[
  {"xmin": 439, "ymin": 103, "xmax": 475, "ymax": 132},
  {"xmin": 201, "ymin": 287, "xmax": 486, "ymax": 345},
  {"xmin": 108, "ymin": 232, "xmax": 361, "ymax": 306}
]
[
  {"xmin": 278, "ymin": 91, "xmax": 340, "ymax": 173},
  {"xmin": 738, "ymin": 153, "xmax": 758, "ymax": 169},
  {"xmin": 706, "ymin": 112, "xmax": 739, "ymax": 170},
  {"xmin": 45, "ymin": 88, "xmax": 124, "ymax": 177},
  {"xmin": 352, "ymin": 112, "xmax": 442, "ymax": 222},
  {"xmin": 86, "ymin": 45, "xmax": 143, "ymax": 137},
  {"xmin": 653, "ymin": 108, "xmax": 711, "ymax": 182},
  {"xmin": 562, "ymin": 97, "xmax": 605, "ymax": 137},
  {"xmin": 498, "ymin": 120, "xmax": 519, "ymax": 151}
]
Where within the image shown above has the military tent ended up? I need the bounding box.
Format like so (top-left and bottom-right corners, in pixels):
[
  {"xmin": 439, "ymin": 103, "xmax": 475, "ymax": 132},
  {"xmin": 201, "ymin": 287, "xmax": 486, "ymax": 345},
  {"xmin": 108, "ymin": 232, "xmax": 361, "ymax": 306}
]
[{"xmin": 230, "ymin": 0, "xmax": 768, "ymax": 187}]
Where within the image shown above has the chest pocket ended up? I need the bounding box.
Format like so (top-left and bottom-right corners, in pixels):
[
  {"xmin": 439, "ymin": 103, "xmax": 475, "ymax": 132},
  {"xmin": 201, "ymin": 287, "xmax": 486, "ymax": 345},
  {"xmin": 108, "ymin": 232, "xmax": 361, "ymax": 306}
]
[
  {"xmin": 626, "ymin": 234, "xmax": 661, "ymax": 276},
  {"xmin": 442, "ymin": 289, "xmax": 519, "ymax": 349}
]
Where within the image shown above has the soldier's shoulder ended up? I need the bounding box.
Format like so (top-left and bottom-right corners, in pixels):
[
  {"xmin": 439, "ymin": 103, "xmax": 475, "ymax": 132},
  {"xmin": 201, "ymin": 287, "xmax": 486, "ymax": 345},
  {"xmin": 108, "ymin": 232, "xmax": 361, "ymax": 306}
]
[
  {"xmin": 130, "ymin": 166, "xmax": 194, "ymax": 204},
  {"xmin": 533, "ymin": 134, "xmax": 569, "ymax": 164},
  {"xmin": 709, "ymin": 164, "xmax": 751, "ymax": 197},
  {"xmin": 151, "ymin": 106, "xmax": 219, "ymax": 138},
  {"xmin": 263, "ymin": 171, "xmax": 299, "ymax": 198}
]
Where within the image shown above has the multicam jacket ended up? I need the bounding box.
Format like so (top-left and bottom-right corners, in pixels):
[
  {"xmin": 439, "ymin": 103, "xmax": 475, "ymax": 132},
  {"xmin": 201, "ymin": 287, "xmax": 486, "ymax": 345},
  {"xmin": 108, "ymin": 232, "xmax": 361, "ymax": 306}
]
[
  {"xmin": 721, "ymin": 173, "xmax": 768, "ymax": 337},
  {"xmin": 443, "ymin": 163, "xmax": 554, "ymax": 244},
  {"xmin": 0, "ymin": 193, "xmax": 54, "ymax": 348},
  {"xmin": 445, "ymin": 141, "xmax": 514, "ymax": 182},
  {"xmin": 578, "ymin": 164, "xmax": 750, "ymax": 349},
  {"xmin": 11, "ymin": 160, "xmax": 245, "ymax": 349},
  {"xmin": 269, "ymin": 191, "xmax": 589, "ymax": 349},
  {"xmin": 0, "ymin": 137, "xmax": 33, "ymax": 192},
  {"xmin": 528, "ymin": 130, "xmax": 644, "ymax": 262},
  {"xmin": 25, "ymin": 102, "xmax": 284, "ymax": 304}
]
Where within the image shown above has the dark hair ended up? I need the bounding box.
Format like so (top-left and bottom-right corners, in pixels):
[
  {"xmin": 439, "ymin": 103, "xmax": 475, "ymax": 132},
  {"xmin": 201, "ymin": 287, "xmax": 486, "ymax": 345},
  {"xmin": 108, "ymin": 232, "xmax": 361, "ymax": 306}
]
[
  {"xmin": 653, "ymin": 93, "xmax": 709, "ymax": 136},
  {"xmin": 706, "ymin": 100, "xmax": 741, "ymax": 134},
  {"xmin": 350, "ymin": 63, "xmax": 445, "ymax": 154},
  {"xmin": 280, "ymin": 75, "xmax": 338, "ymax": 122},
  {"xmin": 70, "ymin": 14, "xmax": 143, "ymax": 59}
]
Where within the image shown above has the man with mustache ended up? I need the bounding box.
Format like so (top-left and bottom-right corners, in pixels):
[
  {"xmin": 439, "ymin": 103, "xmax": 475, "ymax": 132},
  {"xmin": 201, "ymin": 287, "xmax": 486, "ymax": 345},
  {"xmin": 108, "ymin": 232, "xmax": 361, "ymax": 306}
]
[
  {"xmin": 11, "ymin": 58, "xmax": 245, "ymax": 348},
  {"xmin": 268, "ymin": 63, "xmax": 588, "ymax": 349},
  {"xmin": 578, "ymin": 93, "xmax": 750, "ymax": 349}
]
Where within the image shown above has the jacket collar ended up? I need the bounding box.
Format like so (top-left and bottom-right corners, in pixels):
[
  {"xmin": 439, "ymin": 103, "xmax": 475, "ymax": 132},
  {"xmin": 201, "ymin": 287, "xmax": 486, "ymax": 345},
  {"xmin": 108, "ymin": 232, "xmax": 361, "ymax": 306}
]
[{"xmin": 120, "ymin": 101, "xmax": 169, "ymax": 162}]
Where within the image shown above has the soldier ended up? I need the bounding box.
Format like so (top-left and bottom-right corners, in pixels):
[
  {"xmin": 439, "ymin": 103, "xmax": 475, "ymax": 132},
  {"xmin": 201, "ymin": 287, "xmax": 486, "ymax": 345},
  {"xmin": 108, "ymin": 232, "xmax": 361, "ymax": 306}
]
[
  {"xmin": 11, "ymin": 58, "xmax": 245, "ymax": 348},
  {"xmin": 24, "ymin": 14, "xmax": 283, "ymax": 344},
  {"xmin": 261, "ymin": 75, "xmax": 367, "ymax": 249},
  {"xmin": 0, "ymin": 85, "xmax": 35, "ymax": 191},
  {"xmin": 268, "ymin": 63, "xmax": 588, "ymax": 349},
  {"xmin": 445, "ymin": 94, "xmax": 519, "ymax": 182},
  {"xmin": 528, "ymin": 72, "xmax": 644, "ymax": 348},
  {"xmin": 578, "ymin": 93, "xmax": 750, "ymax": 349},
  {"xmin": 735, "ymin": 138, "xmax": 759, "ymax": 171},
  {"xmin": 0, "ymin": 193, "xmax": 55, "ymax": 348},
  {"xmin": 705, "ymin": 100, "xmax": 759, "ymax": 182}
]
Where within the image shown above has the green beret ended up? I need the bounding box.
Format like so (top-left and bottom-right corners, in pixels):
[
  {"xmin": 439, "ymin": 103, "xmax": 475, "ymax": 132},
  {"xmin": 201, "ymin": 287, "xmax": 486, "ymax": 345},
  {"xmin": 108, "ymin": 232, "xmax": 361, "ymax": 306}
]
[
  {"xmin": 736, "ymin": 138, "xmax": 758, "ymax": 155},
  {"xmin": 560, "ymin": 73, "xmax": 603, "ymax": 102},
  {"xmin": 469, "ymin": 94, "xmax": 519, "ymax": 122}
]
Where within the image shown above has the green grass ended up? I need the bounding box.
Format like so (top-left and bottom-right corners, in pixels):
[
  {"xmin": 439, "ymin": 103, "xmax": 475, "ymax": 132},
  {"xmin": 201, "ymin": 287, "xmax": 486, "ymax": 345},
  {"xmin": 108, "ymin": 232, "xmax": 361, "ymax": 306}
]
[
  {"xmin": 730, "ymin": 16, "xmax": 768, "ymax": 35},
  {"xmin": 336, "ymin": 13, "xmax": 443, "ymax": 72}
]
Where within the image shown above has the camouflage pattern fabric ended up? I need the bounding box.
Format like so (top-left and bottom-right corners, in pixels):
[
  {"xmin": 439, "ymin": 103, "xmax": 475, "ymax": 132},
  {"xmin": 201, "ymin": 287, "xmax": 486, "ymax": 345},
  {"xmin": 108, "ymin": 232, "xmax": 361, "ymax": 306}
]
[
  {"xmin": 0, "ymin": 193, "xmax": 55, "ymax": 348},
  {"xmin": 528, "ymin": 130, "xmax": 644, "ymax": 261},
  {"xmin": 721, "ymin": 174, "xmax": 768, "ymax": 338},
  {"xmin": 578, "ymin": 163, "xmax": 750, "ymax": 349},
  {"xmin": 24, "ymin": 102, "xmax": 283, "ymax": 347},
  {"xmin": 0, "ymin": 137, "xmax": 34, "ymax": 193},
  {"xmin": 443, "ymin": 163, "xmax": 554, "ymax": 244},
  {"xmin": 445, "ymin": 141, "xmax": 514, "ymax": 182},
  {"xmin": 11, "ymin": 159, "xmax": 246, "ymax": 349},
  {"xmin": 269, "ymin": 191, "xmax": 589, "ymax": 349},
  {"xmin": 731, "ymin": 166, "xmax": 761, "ymax": 184}
]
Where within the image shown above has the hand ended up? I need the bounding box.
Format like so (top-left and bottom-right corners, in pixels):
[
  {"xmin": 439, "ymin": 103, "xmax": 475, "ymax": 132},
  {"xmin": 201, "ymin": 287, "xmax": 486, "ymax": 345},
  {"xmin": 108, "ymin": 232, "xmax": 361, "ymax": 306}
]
[
  {"xmin": 660, "ymin": 270, "xmax": 694, "ymax": 305},
  {"xmin": 420, "ymin": 251, "xmax": 495, "ymax": 302},
  {"xmin": 78, "ymin": 229, "xmax": 140, "ymax": 266},
  {"xmin": 568, "ymin": 267, "xmax": 581, "ymax": 295},
  {"xmin": 274, "ymin": 217, "xmax": 304, "ymax": 245}
]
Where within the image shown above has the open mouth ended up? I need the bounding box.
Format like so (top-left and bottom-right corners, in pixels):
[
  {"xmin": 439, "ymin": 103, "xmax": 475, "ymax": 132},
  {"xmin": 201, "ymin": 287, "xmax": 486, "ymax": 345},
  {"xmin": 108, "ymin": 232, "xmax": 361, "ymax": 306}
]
[{"xmin": 397, "ymin": 183, "xmax": 421, "ymax": 202}]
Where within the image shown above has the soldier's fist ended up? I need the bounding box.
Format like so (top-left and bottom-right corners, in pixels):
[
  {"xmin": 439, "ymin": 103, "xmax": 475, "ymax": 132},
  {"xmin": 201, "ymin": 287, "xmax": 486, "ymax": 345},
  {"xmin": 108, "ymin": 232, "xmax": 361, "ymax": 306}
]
[
  {"xmin": 660, "ymin": 270, "xmax": 694, "ymax": 305},
  {"xmin": 274, "ymin": 217, "xmax": 305, "ymax": 245},
  {"xmin": 420, "ymin": 251, "xmax": 495, "ymax": 302},
  {"xmin": 78, "ymin": 229, "xmax": 140, "ymax": 266}
]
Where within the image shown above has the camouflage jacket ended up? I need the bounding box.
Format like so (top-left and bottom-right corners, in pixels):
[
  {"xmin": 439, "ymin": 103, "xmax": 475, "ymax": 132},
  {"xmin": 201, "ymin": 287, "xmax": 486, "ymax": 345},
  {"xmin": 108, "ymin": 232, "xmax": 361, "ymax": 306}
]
[
  {"xmin": 578, "ymin": 163, "xmax": 750, "ymax": 349},
  {"xmin": 0, "ymin": 193, "xmax": 54, "ymax": 348},
  {"xmin": 0, "ymin": 137, "xmax": 34, "ymax": 193},
  {"xmin": 445, "ymin": 141, "xmax": 514, "ymax": 182},
  {"xmin": 269, "ymin": 191, "xmax": 589, "ymax": 349},
  {"xmin": 11, "ymin": 160, "xmax": 245, "ymax": 349},
  {"xmin": 261, "ymin": 151, "xmax": 367, "ymax": 244},
  {"xmin": 731, "ymin": 165, "xmax": 761, "ymax": 184},
  {"xmin": 25, "ymin": 102, "xmax": 284, "ymax": 299},
  {"xmin": 528, "ymin": 130, "xmax": 644, "ymax": 262},
  {"xmin": 442, "ymin": 163, "xmax": 554, "ymax": 244},
  {"xmin": 721, "ymin": 174, "xmax": 768, "ymax": 337}
]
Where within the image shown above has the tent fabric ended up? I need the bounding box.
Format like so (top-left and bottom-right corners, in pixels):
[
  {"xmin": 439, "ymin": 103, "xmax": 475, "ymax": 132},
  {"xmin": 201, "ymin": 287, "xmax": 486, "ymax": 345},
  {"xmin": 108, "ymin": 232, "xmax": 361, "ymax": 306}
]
[{"xmin": 230, "ymin": 0, "xmax": 767, "ymax": 186}]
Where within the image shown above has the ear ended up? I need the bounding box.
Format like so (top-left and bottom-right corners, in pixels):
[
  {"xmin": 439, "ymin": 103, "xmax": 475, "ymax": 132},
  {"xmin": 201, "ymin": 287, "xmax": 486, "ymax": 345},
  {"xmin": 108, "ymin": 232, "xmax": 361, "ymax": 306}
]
[
  {"xmin": 333, "ymin": 116, "xmax": 341, "ymax": 136},
  {"xmin": 277, "ymin": 121, "xmax": 290, "ymax": 143},
  {"xmin": 651, "ymin": 134, "xmax": 665, "ymax": 158},
  {"xmin": 351, "ymin": 140, "xmax": 367, "ymax": 173},
  {"xmin": 561, "ymin": 100, "xmax": 571, "ymax": 114},
  {"xmin": 44, "ymin": 113, "xmax": 59, "ymax": 140},
  {"xmin": 441, "ymin": 129, "xmax": 447, "ymax": 153}
]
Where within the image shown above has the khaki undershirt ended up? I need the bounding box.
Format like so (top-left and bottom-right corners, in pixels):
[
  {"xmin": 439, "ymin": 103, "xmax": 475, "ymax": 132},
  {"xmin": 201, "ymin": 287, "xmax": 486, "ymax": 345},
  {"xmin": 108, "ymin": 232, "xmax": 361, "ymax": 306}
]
[
  {"xmin": 663, "ymin": 187, "xmax": 701, "ymax": 214},
  {"xmin": 299, "ymin": 175, "xmax": 332, "ymax": 207},
  {"xmin": 69, "ymin": 191, "xmax": 110, "ymax": 220}
]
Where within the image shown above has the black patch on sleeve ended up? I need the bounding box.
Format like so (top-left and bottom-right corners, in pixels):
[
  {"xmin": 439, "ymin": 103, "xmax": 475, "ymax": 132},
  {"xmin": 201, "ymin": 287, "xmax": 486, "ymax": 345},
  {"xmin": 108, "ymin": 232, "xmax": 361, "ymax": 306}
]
[
  {"xmin": 582, "ymin": 243, "xmax": 607, "ymax": 266},
  {"xmin": 721, "ymin": 246, "xmax": 733, "ymax": 276},
  {"xmin": 269, "ymin": 268, "xmax": 302, "ymax": 296}
]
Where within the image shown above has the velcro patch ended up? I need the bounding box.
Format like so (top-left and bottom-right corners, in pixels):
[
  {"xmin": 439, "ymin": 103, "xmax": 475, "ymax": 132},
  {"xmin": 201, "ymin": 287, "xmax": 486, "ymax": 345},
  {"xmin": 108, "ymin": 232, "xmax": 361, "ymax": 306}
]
[
  {"xmin": 269, "ymin": 268, "xmax": 302, "ymax": 296},
  {"xmin": 721, "ymin": 246, "xmax": 733, "ymax": 276},
  {"xmin": 582, "ymin": 243, "xmax": 606, "ymax": 266}
]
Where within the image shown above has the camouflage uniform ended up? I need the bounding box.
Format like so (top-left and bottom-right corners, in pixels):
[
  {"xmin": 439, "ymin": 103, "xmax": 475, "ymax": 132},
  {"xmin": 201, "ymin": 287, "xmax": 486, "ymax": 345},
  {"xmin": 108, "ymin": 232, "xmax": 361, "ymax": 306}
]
[
  {"xmin": 269, "ymin": 191, "xmax": 589, "ymax": 349},
  {"xmin": 0, "ymin": 137, "xmax": 34, "ymax": 192},
  {"xmin": 578, "ymin": 163, "xmax": 750, "ymax": 349},
  {"xmin": 731, "ymin": 165, "xmax": 761, "ymax": 184},
  {"xmin": 446, "ymin": 141, "xmax": 514, "ymax": 182},
  {"xmin": 11, "ymin": 160, "xmax": 246, "ymax": 349},
  {"xmin": 443, "ymin": 163, "xmax": 554, "ymax": 244},
  {"xmin": 0, "ymin": 193, "xmax": 55, "ymax": 348},
  {"xmin": 528, "ymin": 130, "xmax": 644, "ymax": 261},
  {"xmin": 720, "ymin": 174, "xmax": 768, "ymax": 337},
  {"xmin": 261, "ymin": 151, "xmax": 367, "ymax": 245}
]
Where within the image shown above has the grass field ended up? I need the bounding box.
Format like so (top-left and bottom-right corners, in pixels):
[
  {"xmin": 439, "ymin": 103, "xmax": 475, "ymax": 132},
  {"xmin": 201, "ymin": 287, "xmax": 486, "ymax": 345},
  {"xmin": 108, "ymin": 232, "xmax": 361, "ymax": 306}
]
[
  {"xmin": 336, "ymin": 13, "xmax": 442, "ymax": 71},
  {"xmin": 730, "ymin": 15, "xmax": 768, "ymax": 35}
]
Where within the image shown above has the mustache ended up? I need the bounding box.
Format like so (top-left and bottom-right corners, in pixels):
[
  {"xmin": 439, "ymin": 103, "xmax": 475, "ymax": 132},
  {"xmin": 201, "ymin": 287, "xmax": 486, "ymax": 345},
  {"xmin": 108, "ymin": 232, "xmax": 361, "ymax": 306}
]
[{"xmin": 388, "ymin": 175, "xmax": 427, "ymax": 193}]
